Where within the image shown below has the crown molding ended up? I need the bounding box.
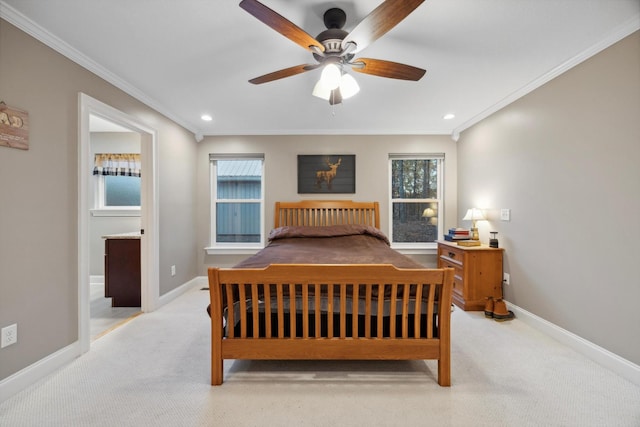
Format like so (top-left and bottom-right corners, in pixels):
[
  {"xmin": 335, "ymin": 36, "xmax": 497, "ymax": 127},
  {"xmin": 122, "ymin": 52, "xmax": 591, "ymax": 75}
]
[
  {"xmin": 0, "ymin": 1, "xmax": 198, "ymax": 135},
  {"xmin": 452, "ymin": 14, "xmax": 640, "ymax": 140}
]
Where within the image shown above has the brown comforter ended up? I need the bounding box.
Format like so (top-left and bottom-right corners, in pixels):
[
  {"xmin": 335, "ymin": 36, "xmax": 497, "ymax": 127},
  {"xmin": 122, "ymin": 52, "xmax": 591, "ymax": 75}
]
[
  {"xmin": 234, "ymin": 225, "xmax": 422, "ymax": 268},
  {"xmin": 206, "ymin": 225, "xmax": 427, "ymax": 316}
]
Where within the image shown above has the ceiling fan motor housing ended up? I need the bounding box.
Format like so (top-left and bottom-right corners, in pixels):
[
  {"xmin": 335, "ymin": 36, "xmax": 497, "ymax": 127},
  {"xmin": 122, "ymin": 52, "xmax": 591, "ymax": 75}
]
[
  {"xmin": 323, "ymin": 8, "xmax": 346, "ymax": 29},
  {"xmin": 315, "ymin": 29, "xmax": 348, "ymax": 53},
  {"xmin": 313, "ymin": 8, "xmax": 349, "ymax": 60}
]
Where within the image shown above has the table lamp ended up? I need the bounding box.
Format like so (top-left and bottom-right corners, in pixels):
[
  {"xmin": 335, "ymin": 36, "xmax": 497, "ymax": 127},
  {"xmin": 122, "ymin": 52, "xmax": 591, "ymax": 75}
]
[
  {"xmin": 422, "ymin": 207, "xmax": 437, "ymax": 225},
  {"xmin": 463, "ymin": 208, "xmax": 485, "ymax": 240}
]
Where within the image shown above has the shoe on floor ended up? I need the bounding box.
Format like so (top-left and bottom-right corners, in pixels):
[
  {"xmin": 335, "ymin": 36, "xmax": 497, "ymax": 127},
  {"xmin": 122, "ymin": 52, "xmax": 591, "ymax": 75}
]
[
  {"xmin": 492, "ymin": 298, "xmax": 515, "ymax": 321},
  {"xmin": 484, "ymin": 296, "xmax": 494, "ymax": 318}
]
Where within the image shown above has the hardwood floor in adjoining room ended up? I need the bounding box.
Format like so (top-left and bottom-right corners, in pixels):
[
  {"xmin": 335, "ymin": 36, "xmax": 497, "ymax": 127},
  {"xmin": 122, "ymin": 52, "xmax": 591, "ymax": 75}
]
[{"xmin": 90, "ymin": 283, "xmax": 140, "ymax": 340}]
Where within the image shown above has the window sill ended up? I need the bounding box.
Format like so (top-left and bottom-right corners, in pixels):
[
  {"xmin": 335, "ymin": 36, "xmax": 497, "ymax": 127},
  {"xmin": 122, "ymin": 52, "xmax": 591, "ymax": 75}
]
[
  {"xmin": 91, "ymin": 208, "xmax": 141, "ymax": 217},
  {"xmin": 391, "ymin": 245, "xmax": 437, "ymax": 255},
  {"xmin": 205, "ymin": 246, "xmax": 263, "ymax": 255}
]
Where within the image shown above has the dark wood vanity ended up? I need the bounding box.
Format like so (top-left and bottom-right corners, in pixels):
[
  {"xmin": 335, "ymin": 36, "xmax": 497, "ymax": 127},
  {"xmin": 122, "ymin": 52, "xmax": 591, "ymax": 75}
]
[{"xmin": 103, "ymin": 233, "xmax": 141, "ymax": 307}]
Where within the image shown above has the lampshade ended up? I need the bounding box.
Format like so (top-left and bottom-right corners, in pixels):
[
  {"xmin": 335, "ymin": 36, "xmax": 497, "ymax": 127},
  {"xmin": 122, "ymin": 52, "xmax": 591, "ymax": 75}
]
[
  {"xmin": 312, "ymin": 79, "xmax": 332, "ymax": 100},
  {"xmin": 422, "ymin": 208, "xmax": 436, "ymax": 218},
  {"xmin": 339, "ymin": 74, "xmax": 360, "ymax": 99},
  {"xmin": 463, "ymin": 208, "xmax": 485, "ymax": 221},
  {"xmin": 320, "ymin": 63, "xmax": 341, "ymax": 90}
]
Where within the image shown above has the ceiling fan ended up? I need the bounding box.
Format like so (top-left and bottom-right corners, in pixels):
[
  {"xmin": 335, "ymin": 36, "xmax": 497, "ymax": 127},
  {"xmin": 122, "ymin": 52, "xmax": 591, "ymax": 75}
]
[{"xmin": 240, "ymin": 0, "xmax": 427, "ymax": 105}]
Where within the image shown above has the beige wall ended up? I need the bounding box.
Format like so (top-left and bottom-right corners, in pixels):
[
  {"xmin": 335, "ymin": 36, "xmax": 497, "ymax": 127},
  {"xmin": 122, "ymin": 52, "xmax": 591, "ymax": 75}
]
[
  {"xmin": 457, "ymin": 31, "xmax": 640, "ymax": 364},
  {"xmin": 0, "ymin": 19, "xmax": 198, "ymax": 380},
  {"xmin": 196, "ymin": 135, "xmax": 458, "ymax": 273}
]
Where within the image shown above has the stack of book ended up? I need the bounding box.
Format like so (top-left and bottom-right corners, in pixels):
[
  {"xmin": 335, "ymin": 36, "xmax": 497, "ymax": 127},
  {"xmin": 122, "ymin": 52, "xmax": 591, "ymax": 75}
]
[{"xmin": 444, "ymin": 228, "xmax": 470, "ymax": 242}]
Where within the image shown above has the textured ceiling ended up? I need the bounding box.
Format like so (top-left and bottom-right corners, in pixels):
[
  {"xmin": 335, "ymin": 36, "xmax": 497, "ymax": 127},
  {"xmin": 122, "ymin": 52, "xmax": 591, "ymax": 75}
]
[{"xmin": 2, "ymin": 0, "xmax": 639, "ymax": 138}]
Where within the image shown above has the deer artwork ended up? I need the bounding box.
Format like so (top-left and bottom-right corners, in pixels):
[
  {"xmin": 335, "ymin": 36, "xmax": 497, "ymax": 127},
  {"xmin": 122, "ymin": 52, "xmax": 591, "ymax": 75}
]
[{"xmin": 315, "ymin": 157, "xmax": 342, "ymax": 190}]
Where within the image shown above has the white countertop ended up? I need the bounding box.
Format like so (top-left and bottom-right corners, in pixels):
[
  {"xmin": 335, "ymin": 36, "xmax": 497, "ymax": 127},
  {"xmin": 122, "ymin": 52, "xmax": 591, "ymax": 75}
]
[{"xmin": 102, "ymin": 232, "xmax": 142, "ymax": 239}]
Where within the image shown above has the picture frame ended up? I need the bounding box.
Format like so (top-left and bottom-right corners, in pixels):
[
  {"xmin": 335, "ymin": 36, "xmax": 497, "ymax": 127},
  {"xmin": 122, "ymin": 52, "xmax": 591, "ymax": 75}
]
[
  {"xmin": 297, "ymin": 154, "xmax": 355, "ymax": 194},
  {"xmin": 0, "ymin": 102, "xmax": 29, "ymax": 150}
]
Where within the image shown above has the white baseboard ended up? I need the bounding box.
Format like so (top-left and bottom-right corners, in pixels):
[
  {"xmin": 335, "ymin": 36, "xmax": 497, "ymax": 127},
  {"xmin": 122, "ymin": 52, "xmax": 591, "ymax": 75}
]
[
  {"xmin": 0, "ymin": 276, "xmax": 206, "ymax": 404},
  {"xmin": 508, "ymin": 302, "xmax": 640, "ymax": 387},
  {"xmin": 90, "ymin": 275, "xmax": 104, "ymax": 286},
  {"xmin": 0, "ymin": 341, "xmax": 80, "ymax": 403},
  {"xmin": 158, "ymin": 276, "xmax": 207, "ymax": 308}
]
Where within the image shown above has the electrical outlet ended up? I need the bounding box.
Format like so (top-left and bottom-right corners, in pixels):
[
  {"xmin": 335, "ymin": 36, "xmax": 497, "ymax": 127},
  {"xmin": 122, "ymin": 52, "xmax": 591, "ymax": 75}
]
[
  {"xmin": 503, "ymin": 273, "xmax": 510, "ymax": 286},
  {"xmin": 171, "ymin": 265, "xmax": 176, "ymax": 276},
  {"xmin": 500, "ymin": 209, "xmax": 511, "ymax": 221},
  {"xmin": 1, "ymin": 323, "xmax": 17, "ymax": 348}
]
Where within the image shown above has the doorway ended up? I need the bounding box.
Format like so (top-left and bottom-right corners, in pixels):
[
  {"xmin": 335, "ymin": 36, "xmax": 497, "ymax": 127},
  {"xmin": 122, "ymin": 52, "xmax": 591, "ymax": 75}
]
[
  {"xmin": 78, "ymin": 93, "xmax": 159, "ymax": 353},
  {"xmin": 89, "ymin": 117, "xmax": 141, "ymax": 339}
]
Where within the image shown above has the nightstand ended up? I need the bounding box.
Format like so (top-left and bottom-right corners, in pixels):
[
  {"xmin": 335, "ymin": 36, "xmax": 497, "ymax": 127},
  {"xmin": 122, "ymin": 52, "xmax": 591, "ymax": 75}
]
[{"xmin": 437, "ymin": 240, "xmax": 504, "ymax": 311}]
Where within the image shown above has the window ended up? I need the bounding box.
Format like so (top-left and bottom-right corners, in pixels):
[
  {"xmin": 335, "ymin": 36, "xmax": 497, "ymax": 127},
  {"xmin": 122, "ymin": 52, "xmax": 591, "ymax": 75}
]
[
  {"xmin": 210, "ymin": 154, "xmax": 264, "ymax": 249},
  {"xmin": 102, "ymin": 175, "xmax": 141, "ymax": 207},
  {"xmin": 92, "ymin": 153, "xmax": 141, "ymax": 216},
  {"xmin": 389, "ymin": 154, "xmax": 443, "ymax": 248}
]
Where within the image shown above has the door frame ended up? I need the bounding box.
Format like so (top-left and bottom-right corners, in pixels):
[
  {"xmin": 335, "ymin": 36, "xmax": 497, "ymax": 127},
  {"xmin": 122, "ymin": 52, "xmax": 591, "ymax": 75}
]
[{"xmin": 78, "ymin": 93, "xmax": 159, "ymax": 353}]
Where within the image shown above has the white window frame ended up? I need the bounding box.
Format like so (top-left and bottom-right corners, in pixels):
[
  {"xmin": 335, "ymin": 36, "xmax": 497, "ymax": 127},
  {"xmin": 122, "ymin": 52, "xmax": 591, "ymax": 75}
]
[
  {"xmin": 206, "ymin": 154, "xmax": 265, "ymax": 254},
  {"xmin": 91, "ymin": 174, "xmax": 141, "ymax": 217},
  {"xmin": 388, "ymin": 154, "xmax": 444, "ymax": 251}
]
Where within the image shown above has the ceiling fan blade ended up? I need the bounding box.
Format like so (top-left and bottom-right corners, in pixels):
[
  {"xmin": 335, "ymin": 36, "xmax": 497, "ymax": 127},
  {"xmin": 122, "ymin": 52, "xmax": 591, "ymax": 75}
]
[
  {"xmin": 240, "ymin": 0, "xmax": 323, "ymax": 52},
  {"xmin": 249, "ymin": 64, "xmax": 315, "ymax": 84},
  {"xmin": 351, "ymin": 58, "xmax": 426, "ymax": 81},
  {"xmin": 342, "ymin": 0, "xmax": 424, "ymax": 53}
]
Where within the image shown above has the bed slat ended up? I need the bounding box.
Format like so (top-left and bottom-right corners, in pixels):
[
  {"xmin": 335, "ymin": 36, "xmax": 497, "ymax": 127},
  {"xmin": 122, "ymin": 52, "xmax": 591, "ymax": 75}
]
[
  {"xmin": 414, "ymin": 284, "xmax": 423, "ymax": 338},
  {"xmin": 289, "ymin": 284, "xmax": 296, "ymax": 338},
  {"xmin": 365, "ymin": 286, "xmax": 372, "ymax": 338},
  {"xmin": 251, "ymin": 286, "xmax": 260, "ymax": 338},
  {"xmin": 277, "ymin": 285, "xmax": 284, "ymax": 338},
  {"xmin": 302, "ymin": 285, "xmax": 309, "ymax": 338},
  {"xmin": 340, "ymin": 284, "xmax": 347, "ymax": 339},
  {"xmin": 315, "ymin": 284, "xmax": 322, "ymax": 338},
  {"xmin": 264, "ymin": 284, "xmax": 272, "ymax": 338},
  {"xmin": 402, "ymin": 284, "xmax": 410, "ymax": 339},
  {"xmin": 238, "ymin": 285, "xmax": 247, "ymax": 338}
]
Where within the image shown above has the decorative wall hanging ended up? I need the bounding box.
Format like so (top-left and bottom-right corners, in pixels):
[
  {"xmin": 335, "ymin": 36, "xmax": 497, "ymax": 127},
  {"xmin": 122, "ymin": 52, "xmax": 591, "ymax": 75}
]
[
  {"xmin": 0, "ymin": 101, "xmax": 29, "ymax": 150},
  {"xmin": 297, "ymin": 154, "xmax": 355, "ymax": 194}
]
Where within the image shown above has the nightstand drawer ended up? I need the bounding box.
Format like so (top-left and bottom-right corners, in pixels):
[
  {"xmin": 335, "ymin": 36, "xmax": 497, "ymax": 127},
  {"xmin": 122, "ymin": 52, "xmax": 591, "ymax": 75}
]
[
  {"xmin": 439, "ymin": 247, "xmax": 464, "ymax": 266},
  {"xmin": 452, "ymin": 273, "xmax": 464, "ymax": 296}
]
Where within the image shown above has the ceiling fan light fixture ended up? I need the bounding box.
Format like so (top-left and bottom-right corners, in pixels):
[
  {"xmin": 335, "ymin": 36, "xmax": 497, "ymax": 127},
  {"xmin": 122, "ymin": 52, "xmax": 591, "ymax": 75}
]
[
  {"xmin": 339, "ymin": 73, "xmax": 359, "ymax": 99},
  {"xmin": 320, "ymin": 63, "xmax": 341, "ymax": 90},
  {"xmin": 312, "ymin": 79, "xmax": 332, "ymax": 100},
  {"xmin": 329, "ymin": 88, "xmax": 342, "ymax": 105}
]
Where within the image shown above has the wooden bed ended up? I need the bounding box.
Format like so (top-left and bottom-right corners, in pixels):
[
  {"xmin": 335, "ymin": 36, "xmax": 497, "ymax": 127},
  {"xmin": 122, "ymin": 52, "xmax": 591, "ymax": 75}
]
[{"xmin": 208, "ymin": 200, "xmax": 454, "ymax": 386}]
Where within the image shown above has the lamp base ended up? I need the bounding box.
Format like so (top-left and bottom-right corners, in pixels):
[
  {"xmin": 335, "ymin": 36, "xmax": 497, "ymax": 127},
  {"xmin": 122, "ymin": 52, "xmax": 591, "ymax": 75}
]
[{"xmin": 470, "ymin": 227, "xmax": 480, "ymax": 240}]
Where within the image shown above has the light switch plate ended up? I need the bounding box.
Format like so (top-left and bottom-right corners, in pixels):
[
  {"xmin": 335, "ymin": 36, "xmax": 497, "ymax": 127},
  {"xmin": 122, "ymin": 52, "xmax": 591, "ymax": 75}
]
[{"xmin": 500, "ymin": 209, "xmax": 511, "ymax": 221}]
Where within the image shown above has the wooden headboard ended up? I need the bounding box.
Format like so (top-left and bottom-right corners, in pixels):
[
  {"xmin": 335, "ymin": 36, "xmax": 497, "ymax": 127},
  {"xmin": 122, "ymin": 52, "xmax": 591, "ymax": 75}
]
[{"xmin": 274, "ymin": 200, "xmax": 380, "ymax": 229}]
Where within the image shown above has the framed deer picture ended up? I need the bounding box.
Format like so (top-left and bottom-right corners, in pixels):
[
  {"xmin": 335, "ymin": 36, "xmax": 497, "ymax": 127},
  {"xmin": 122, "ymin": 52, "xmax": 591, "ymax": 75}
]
[{"xmin": 297, "ymin": 155, "xmax": 355, "ymax": 194}]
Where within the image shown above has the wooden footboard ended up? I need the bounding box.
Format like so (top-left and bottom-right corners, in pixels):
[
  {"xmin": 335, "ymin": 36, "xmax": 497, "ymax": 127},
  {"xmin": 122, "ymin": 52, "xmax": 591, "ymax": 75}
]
[{"xmin": 208, "ymin": 264, "xmax": 454, "ymax": 386}]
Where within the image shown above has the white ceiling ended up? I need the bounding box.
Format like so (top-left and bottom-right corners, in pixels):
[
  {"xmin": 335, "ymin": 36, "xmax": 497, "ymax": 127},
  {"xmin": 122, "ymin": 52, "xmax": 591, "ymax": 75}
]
[{"xmin": 2, "ymin": 0, "xmax": 639, "ymax": 138}]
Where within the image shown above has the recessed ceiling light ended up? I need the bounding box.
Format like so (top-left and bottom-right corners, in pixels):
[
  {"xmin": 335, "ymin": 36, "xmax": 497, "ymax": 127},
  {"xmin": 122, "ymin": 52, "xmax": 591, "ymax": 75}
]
[
  {"xmin": 201, "ymin": 114, "xmax": 213, "ymax": 122},
  {"xmin": 443, "ymin": 113, "xmax": 455, "ymax": 120}
]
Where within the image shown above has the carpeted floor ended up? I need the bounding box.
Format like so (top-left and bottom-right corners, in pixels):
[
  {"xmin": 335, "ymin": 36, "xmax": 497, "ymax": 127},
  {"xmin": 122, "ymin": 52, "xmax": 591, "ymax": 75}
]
[{"xmin": 1, "ymin": 286, "xmax": 639, "ymax": 426}]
